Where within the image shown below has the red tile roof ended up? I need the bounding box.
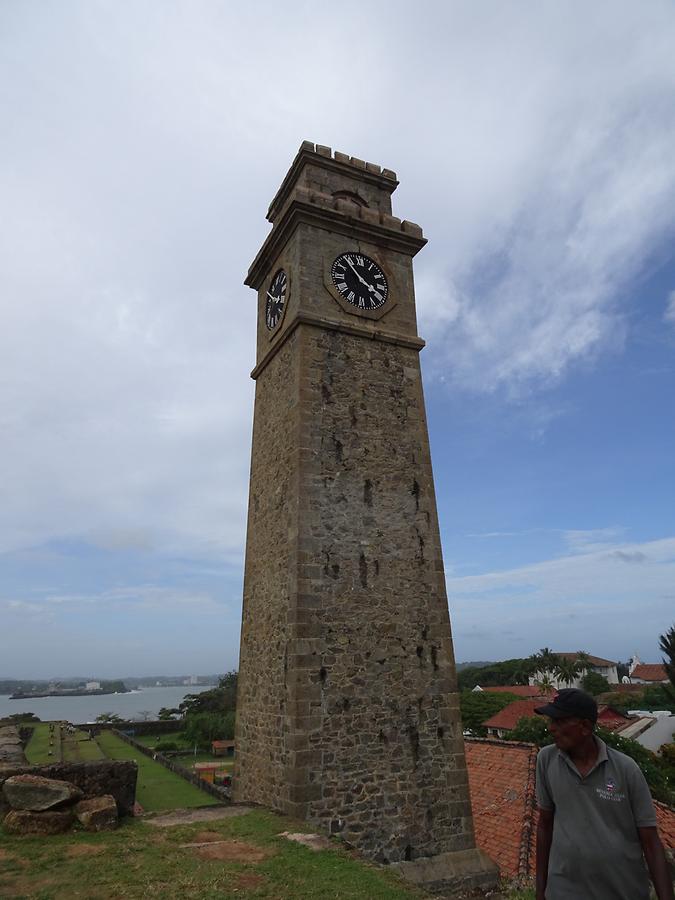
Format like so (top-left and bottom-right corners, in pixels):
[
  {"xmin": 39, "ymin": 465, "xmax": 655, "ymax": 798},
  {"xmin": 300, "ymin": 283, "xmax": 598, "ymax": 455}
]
[
  {"xmin": 483, "ymin": 699, "xmax": 542, "ymax": 731},
  {"xmin": 631, "ymin": 664, "xmax": 668, "ymax": 682},
  {"xmin": 479, "ymin": 686, "xmax": 544, "ymax": 698},
  {"xmin": 465, "ymin": 739, "xmax": 675, "ymax": 879},
  {"xmin": 596, "ymin": 706, "xmax": 630, "ymax": 732},
  {"xmin": 556, "ymin": 652, "xmax": 616, "ymax": 667},
  {"xmin": 655, "ymin": 801, "xmax": 675, "ymax": 848},
  {"xmin": 465, "ymin": 739, "xmax": 537, "ymax": 878}
]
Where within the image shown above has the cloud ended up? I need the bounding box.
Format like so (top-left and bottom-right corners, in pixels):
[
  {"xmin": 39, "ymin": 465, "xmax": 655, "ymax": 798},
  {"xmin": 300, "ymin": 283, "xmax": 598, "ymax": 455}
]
[
  {"xmin": 2, "ymin": 3, "xmax": 675, "ymax": 675},
  {"xmin": 563, "ymin": 527, "xmax": 626, "ymax": 554},
  {"xmin": 665, "ymin": 290, "xmax": 675, "ymax": 326},
  {"xmin": 607, "ymin": 550, "xmax": 647, "ymax": 564},
  {"xmin": 447, "ymin": 536, "xmax": 675, "ymax": 659}
]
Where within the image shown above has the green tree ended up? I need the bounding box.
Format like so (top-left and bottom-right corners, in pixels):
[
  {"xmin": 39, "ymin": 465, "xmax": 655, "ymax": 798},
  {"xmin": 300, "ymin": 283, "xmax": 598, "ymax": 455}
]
[
  {"xmin": 459, "ymin": 690, "xmax": 520, "ymax": 736},
  {"xmin": 179, "ymin": 671, "xmax": 238, "ymax": 717},
  {"xmin": 534, "ymin": 673, "xmax": 556, "ymax": 696},
  {"xmin": 536, "ymin": 648, "xmax": 561, "ymax": 671},
  {"xmin": 581, "ymin": 671, "xmax": 610, "ymax": 696},
  {"xmin": 598, "ymin": 727, "xmax": 672, "ymax": 805},
  {"xmin": 183, "ymin": 711, "xmax": 236, "ymax": 749},
  {"xmin": 158, "ymin": 707, "xmax": 180, "ymax": 720},
  {"xmin": 659, "ymin": 624, "xmax": 675, "ymax": 696},
  {"xmin": 555, "ymin": 656, "xmax": 582, "ymax": 687},
  {"xmin": 95, "ymin": 712, "xmax": 124, "ymax": 725},
  {"xmin": 509, "ymin": 716, "xmax": 552, "ymax": 747}
]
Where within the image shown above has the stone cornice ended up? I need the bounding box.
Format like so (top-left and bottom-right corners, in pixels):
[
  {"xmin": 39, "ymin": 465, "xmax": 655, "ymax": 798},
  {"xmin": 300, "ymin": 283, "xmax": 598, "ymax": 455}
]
[
  {"xmin": 250, "ymin": 311, "xmax": 426, "ymax": 381},
  {"xmin": 245, "ymin": 194, "xmax": 427, "ymax": 290}
]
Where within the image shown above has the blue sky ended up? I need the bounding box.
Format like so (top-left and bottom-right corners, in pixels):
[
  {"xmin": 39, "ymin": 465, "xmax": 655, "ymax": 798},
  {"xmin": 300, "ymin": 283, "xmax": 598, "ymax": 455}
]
[{"xmin": 1, "ymin": 1, "xmax": 674, "ymax": 678}]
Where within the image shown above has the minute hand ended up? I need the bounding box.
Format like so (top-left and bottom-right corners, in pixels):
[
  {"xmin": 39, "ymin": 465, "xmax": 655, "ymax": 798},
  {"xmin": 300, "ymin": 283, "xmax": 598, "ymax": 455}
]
[{"xmin": 345, "ymin": 258, "xmax": 371, "ymax": 288}]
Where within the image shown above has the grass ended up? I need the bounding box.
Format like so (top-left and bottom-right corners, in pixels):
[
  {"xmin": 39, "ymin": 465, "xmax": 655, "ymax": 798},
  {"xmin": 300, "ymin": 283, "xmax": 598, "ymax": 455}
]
[
  {"xmin": 0, "ymin": 808, "xmax": 428, "ymax": 899},
  {"xmin": 24, "ymin": 722, "xmax": 61, "ymax": 764},
  {"xmin": 96, "ymin": 730, "xmax": 219, "ymax": 812},
  {"xmin": 62, "ymin": 729, "xmax": 105, "ymax": 763},
  {"xmin": 132, "ymin": 733, "xmax": 234, "ymax": 767}
]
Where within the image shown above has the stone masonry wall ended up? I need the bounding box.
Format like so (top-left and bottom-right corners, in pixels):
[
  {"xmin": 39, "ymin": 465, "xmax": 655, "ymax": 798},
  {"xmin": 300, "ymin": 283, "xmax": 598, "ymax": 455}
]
[
  {"xmin": 233, "ymin": 331, "xmax": 300, "ymax": 807},
  {"xmin": 286, "ymin": 325, "xmax": 475, "ymax": 863},
  {"xmin": 0, "ymin": 760, "xmax": 137, "ymax": 816}
]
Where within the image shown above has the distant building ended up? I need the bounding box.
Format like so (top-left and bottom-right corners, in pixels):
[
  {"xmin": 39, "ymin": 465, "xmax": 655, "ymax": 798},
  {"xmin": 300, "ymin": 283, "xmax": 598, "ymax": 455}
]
[
  {"xmin": 211, "ymin": 739, "xmax": 235, "ymax": 757},
  {"xmin": 528, "ymin": 652, "xmax": 619, "ymax": 690},
  {"xmin": 472, "ymin": 685, "xmax": 544, "ymax": 698},
  {"xmin": 482, "ymin": 699, "xmax": 632, "ymax": 740},
  {"xmin": 85, "ymin": 681, "xmax": 101, "ymax": 691},
  {"xmin": 628, "ymin": 654, "xmax": 669, "ymax": 684}
]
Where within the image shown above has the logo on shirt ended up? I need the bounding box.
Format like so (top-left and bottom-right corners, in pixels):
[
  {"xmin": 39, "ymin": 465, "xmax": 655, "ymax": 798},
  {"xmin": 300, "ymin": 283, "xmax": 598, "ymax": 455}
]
[{"xmin": 596, "ymin": 777, "xmax": 625, "ymax": 803}]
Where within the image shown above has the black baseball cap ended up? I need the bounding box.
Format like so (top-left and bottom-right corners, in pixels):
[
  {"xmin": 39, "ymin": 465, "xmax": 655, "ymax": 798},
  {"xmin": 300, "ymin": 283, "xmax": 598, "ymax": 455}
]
[{"xmin": 534, "ymin": 688, "xmax": 598, "ymax": 723}]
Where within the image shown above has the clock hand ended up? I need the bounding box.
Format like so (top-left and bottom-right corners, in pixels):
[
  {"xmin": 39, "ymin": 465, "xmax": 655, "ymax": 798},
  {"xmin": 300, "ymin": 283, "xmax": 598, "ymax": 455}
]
[{"xmin": 345, "ymin": 258, "xmax": 370, "ymax": 288}]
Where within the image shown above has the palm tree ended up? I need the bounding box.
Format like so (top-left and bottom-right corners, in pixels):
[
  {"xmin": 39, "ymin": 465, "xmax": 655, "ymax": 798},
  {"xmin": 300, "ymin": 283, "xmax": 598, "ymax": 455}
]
[
  {"xmin": 659, "ymin": 625, "xmax": 675, "ymax": 697},
  {"xmin": 555, "ymin": 657, "xmax": 582, "ymax": 687},
  {"xmin": 534, "ymin": 672, "xmax": 556, "ymax": 696}
]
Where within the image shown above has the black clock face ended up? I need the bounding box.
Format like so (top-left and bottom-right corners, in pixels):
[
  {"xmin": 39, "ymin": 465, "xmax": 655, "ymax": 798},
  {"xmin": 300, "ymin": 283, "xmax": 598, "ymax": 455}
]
[
  {"xmin": 265, "ymin": 269, "xmax": 287, "ymax": 330},
  {"xmin": 331, "ymin": 253, "xmax": 388, "ymax": 311}
]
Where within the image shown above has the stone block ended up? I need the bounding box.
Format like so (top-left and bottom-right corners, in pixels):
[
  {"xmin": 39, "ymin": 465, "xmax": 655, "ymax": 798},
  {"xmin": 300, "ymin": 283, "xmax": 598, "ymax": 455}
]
[
  {"xmin": 401, "ymin": 220, "xmax": 423, "ymax": 237},
  {"xmin": 334, "ymin": 151, "xmax": 349, "ymax": 164},
  {"xmin": 3, "ymin": 808, "xmax": 74, "ymax": 835},
  {"xmin": 74, "ymin": 794, "xmax": 118, "ymax": 831},
  {"xmin": 2, "ymin": 774, "xmax": 82, "ymax": 811},
  {"xmin": 380, "ymin": 213, "xmax": 402, "ymax": 230},
  {"xmin": 315, "ymin": 144, "xmax": 331, "ymax": 157},
  {"xmin": 365, "ymin": 162, "xmax": 381, "ymax": 174},
  {"xmin": 349, "ymin": 156, "xmax": 366, "ymax": 169}
]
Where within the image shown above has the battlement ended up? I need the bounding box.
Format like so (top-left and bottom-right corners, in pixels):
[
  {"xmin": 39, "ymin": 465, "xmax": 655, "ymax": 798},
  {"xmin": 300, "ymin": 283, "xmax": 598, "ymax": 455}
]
[
  {"xmin": 267, "ymin": 141, "xmax": 401, "ymax": 224},
  {"xmin": 298, "ymin": 140, "xmax": 398, "ymax": 181}
]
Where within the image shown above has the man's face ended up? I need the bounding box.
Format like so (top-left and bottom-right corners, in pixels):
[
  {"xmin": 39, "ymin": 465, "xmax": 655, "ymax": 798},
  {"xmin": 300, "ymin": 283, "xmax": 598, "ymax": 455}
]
[{"xmin": 547, "ymin": 715, "xmax": 592, "ymax": 752}]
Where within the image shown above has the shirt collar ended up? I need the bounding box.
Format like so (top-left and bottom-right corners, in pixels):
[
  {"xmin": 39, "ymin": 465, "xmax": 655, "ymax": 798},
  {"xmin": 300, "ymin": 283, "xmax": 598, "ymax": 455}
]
[{"xmin": 557, "ymin": 734, "xmax": 608, "ymax": 776}]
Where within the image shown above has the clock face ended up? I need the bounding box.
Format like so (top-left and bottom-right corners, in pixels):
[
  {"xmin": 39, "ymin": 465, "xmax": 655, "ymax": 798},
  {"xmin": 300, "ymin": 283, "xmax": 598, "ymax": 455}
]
[
  {"xmin": 265, "ymin": 269, "xmax": 287, "ymax": 330},
  {"xmin": 330, "ymin": 253, "xmax": 388, "ymax": 311}
]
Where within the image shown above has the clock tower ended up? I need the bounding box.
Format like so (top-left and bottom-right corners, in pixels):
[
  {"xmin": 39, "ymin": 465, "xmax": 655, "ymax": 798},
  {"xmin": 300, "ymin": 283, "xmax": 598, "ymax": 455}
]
[{"xmin": 234, "ymin": 143, "xmax": 497, "ymax": 894}]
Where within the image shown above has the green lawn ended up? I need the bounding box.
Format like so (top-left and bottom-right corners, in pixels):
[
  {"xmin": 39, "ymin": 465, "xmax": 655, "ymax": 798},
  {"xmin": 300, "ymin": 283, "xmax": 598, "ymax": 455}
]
[
  {"xmin": 24, "ymin": 722, "xmax": 61, "ymax": 764},
  {"xmin": 62, "ymin": 728, "xmax": 105, "ymax": 762},
  {"xmin": 0, "ymin": 809, "xmax": 428, "ymax": 899},
  {"xmin": 96, "ymin": 730, "xmax": 219, "ymax": 811}
]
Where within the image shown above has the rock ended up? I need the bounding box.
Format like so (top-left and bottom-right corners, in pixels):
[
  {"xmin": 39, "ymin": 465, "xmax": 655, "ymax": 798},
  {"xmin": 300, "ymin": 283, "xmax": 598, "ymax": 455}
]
[
  {"xmin": 2, "ymin": 774, "xmax": 82, "ymax": 811},
  {"xmin": 74, "ymin": 795, "xmax": 118, "ymax": 831},
  {"xmin": 3, "ymin": 808, "xmax": 74, "ymax": 835}
]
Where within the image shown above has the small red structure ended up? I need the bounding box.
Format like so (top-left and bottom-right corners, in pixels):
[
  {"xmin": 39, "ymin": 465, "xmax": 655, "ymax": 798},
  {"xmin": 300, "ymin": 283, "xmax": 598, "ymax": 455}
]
[{"xmin": 211, "ymin": 739, "xmax": 235, "ymax": 757}]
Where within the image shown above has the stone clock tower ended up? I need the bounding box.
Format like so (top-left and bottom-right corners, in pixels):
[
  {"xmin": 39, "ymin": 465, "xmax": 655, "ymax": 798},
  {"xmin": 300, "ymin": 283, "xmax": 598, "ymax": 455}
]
[{"xmin": 234, "ymin": 142, "xmax": 497, "ymax": 894}]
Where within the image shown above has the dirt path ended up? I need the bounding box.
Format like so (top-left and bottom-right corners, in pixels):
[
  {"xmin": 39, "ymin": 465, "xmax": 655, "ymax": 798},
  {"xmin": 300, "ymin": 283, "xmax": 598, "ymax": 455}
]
[{"xmin": 143, "ymin": 805, "xmax": 253, "ymax": 827}]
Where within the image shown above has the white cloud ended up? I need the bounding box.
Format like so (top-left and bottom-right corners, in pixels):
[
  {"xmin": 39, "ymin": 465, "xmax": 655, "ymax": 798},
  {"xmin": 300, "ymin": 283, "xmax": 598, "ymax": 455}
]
[
  {"xmin": 447, "ymin": 536, "xmax": 675, "ymax": 660},
  {"xmin": 665, "ymin": 290, "xmax": 675, "ymax": 326}
]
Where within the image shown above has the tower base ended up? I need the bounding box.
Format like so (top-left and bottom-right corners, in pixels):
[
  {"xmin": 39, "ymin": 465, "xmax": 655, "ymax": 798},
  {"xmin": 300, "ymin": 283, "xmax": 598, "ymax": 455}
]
[{"xmin": 392, "ymin": 847, "xmax": 499, "ymax": 897}]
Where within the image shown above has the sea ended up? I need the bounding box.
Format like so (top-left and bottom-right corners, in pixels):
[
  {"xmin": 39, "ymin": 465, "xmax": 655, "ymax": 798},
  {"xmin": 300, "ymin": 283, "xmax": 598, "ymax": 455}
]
[{"xmin": 0, "ymin": 684, "xmax": 216, "ymax": 724}]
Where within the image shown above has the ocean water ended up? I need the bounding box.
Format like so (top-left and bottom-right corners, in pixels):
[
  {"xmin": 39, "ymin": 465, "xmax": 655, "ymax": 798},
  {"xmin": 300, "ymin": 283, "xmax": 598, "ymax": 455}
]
[{"xmin": 0, "ymin": 684, "xmax": 215, "ymax": 724}]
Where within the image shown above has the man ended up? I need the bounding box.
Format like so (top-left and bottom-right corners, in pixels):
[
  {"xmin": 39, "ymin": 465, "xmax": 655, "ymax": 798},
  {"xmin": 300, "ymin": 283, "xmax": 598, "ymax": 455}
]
[{"xmin": 535, "ymin": 688, "xmax": 673, "ymax": 900}]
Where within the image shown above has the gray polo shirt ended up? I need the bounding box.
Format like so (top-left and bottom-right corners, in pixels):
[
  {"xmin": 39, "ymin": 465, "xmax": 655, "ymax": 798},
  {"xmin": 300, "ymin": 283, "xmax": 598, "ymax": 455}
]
[{"xmin": 536, "ymin": 736, "xmax": 657, "ymax": 900}]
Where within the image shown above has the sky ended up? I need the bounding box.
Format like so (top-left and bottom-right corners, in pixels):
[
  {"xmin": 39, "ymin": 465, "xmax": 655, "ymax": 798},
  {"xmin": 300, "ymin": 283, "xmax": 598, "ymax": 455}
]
[{"xmin": 1, "ymin": 1, "xmax": 674, "ymax": 679}]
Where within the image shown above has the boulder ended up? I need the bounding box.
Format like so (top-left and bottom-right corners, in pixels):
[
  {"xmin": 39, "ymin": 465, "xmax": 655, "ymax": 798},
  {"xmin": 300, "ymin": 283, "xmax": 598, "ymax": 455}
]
[
  {"xmin": 74, "ymin": 795, "xmax": 118, "ymax": 831},
  {"xmin": 3, "ymin": 808, "xmax": 74, "ymax": 835},
  {"xmin": 2, "ymin": 774, "xmax": 82, "ymax": 811}
]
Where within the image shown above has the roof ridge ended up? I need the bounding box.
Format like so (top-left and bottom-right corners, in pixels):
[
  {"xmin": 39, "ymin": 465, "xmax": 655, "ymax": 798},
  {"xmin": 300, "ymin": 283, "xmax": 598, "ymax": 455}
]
[{"xmin": 518, "ymin": 745, "xmax": 538, "ymax": 877}]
